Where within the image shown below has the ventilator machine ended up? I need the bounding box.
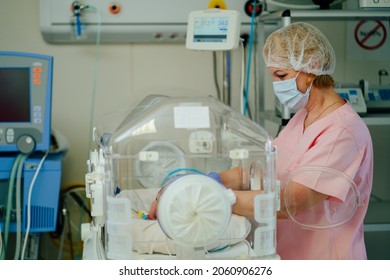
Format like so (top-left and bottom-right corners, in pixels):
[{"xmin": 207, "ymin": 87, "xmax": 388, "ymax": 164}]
[{"xmin": 0, "ymin": 51, "xmax": 63, "ymax": 260}]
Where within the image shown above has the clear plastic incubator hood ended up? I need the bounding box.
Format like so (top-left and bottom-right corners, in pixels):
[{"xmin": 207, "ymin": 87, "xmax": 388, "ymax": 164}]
[{"xmin": 82, "ymin": 94, "xmax": 278, "ymax": 260}]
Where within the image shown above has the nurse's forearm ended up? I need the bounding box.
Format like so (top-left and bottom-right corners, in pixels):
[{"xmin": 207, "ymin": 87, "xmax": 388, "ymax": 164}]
[{"xmin": 231, "ymin": 190, "xmax": 263, "ymax": 217}]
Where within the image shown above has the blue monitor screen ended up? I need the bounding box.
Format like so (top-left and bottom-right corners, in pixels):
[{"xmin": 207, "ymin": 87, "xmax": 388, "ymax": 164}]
[{"xmin": 0, "ymin": 68, "xmax": 31, "ymax": 123}]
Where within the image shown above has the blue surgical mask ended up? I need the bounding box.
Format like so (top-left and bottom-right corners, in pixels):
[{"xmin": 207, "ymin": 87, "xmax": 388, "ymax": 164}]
[{"xmin": 273, "ymin": 72, "xmax": 311, "ymax": 110}]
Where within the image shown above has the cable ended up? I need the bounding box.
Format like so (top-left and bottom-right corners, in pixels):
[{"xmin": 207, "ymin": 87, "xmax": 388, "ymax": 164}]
[
  {"xmin": 83, "ymin": 5, "xmax": 102, "ymax": 158},
  {"xmin": 243, "ymin": 0, "xmax": 257, "ymax": 116},
  {"xmin": 227, "ymin": 51, "xmax": 232, "ymax": 105},
  {"xmin": 43, "ymin": 184, "xmax": 91, "ymax": 260},
  {"xmin": 14, "ymin": 153, "xmax": 30, "ymax": 260},
  {"xmin": 240, "ymin": 37, "xmax": 253, "ymax": 120},
  {"xmin": 1, "ymin": 154, "xmax": 21, "ymax": 260},
  {"xmin": 212, "ymin": 52, "xmax": 221, "ymax": 100},
  {"xmin": 160, "ymin": 167, "xmax": 206, "ymax": 187},
  {"xmin": 240, "ymin": 40, "xmax": 246, "ymax": 115},
  {"xmin": 21, "ymin": 152, "xmax": 49, "ymax": 260}
]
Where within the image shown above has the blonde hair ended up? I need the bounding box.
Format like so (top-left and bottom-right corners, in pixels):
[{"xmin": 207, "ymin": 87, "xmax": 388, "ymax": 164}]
[{"xmin": 263, "ymin": 22, "xmax": 336, "ymax": 76}]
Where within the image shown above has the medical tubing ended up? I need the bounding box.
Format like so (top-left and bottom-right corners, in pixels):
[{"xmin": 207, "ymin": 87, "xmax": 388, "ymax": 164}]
[
  {"xmin": 14, "ymin": 153, "xmax": 30, "ymax": 260},
  {"xmin": 1, "ymin": 153, "xmax": 23, "ymax": 260},
  {"xmin": 57, "ymin": 211, "xmax": 66, "ymax": 260},
  {"xmin": 75, "ymin": 14, "xmax": 82, "ymax": 37},
  {"xmin": 160, "ymin": 167, "xmax": 205, "ymax": 187},
  {"xmin": 227, "ymin": 51, "xmax": 232, "ymax": 105},
  {"xmin": 21, "ymin": 152, "xmax": 48, "ymax": 260},
  {"xmin": 240, "ymin": 40, "xmax": 245, "ymax": 115},
  {"xmin": 84, "ymin": 5, "xmax": 102, "ymax": 158},
  {"xmin": 243, "ymin": 0, "xmax": 257, "ymax": 116},
  {"xmin": 212, "ymin": 52, "xmax": 221, "ymax": 100}
]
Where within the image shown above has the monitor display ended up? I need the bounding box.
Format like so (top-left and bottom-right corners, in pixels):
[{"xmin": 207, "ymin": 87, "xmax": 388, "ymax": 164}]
[
  {"xmin": 0, "ymin": 51, "xmax": 53, "ymax": 152},
  {"xmin": 186, "ymin": 9, "xmax": 241, "ymax": 51},
  {"xmin": 193, "ymin": 17, "xmax": 229, "ymax": 43},
  {"xmin": 0, "ymin": 68, "xmax": 31, "ymax": 123}
]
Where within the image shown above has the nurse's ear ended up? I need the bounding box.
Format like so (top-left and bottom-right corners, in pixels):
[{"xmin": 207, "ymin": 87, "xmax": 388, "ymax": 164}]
[{"xmin": 306, "ymin": 74, "xmax": 316, "ymax": 87}]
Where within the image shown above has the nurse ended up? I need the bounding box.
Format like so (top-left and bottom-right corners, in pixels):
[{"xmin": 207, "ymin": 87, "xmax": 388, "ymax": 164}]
[{"xmin": 229, "ymin": 22, "xmax": 373, "ymax": 259}]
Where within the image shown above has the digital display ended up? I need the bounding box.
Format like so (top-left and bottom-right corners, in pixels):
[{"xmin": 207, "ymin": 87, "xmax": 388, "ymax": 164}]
[
  {"xmin": 0, "ymin": 68, "xmax": 31, "ymax": 123},
  {"xmin": 193, "ymin": 17, "xmax": 229, "ymax": 43}
]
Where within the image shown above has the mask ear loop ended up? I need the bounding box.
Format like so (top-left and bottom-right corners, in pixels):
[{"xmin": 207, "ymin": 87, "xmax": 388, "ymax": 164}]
[{"xmin": 294, "ymin": 71, "xmax": 313, "ymax": 93}]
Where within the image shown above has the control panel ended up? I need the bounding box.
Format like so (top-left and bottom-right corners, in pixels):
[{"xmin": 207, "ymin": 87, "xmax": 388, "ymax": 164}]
[
  {"xmin": 366, "ymin": 86, "xmax": 390, "ymax": 112},
  {"xmin": 334, "ymin": 87, "xmax": 367, "ymax": 115},
  {"xmin": 0, "ymin": 52, "xmax": 53, "ymax": 153}
]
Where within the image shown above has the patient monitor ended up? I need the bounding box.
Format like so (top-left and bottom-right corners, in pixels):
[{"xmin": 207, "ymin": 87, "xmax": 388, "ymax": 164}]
[
  {"xmin": 186, "ymin": 9, "xmax": 241, "ymax": 51},
  {"xmin": 83, "ymin": 94, "xmax": 278, "ymax": 260},
  {"xmin": 0, "ymin": 51, "xmax": 53, "ymax": 153}
]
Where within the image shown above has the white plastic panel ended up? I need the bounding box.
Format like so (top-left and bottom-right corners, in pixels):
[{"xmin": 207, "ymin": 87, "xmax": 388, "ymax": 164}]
[{"xmin": 39, "ymin": 0, "xmax": 261, "ymax": 44}]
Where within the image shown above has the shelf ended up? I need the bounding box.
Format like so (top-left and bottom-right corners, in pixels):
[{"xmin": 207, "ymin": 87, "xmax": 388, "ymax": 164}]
[{"xmin": 258, "ymin": 9, "xmax": 390, "ymax": 22}]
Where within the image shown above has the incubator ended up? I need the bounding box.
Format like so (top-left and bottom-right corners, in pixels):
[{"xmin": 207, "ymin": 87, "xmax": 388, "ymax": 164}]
[{"xmin": 82, "ymin": 94, "xmax": 278, "ymax": 260}]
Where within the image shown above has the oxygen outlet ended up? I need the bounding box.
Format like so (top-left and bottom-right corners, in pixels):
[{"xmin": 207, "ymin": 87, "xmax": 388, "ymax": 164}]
[
  {"xmin": 244, "ymin": 0, "xmax": 262, "ymax": 17},
  {"xmin": 109, "ymin": 3, "xmax": 121, "ymax": 14}
]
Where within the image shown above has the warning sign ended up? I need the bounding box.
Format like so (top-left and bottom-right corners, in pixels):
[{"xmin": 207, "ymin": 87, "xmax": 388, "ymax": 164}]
[
  {"xmin": 354, "ymin": 20, "xmax": 387, "ymax": 50},
  {"xmin": 348, "ymin": 20, "xmax": 390, "ymax": 61}
]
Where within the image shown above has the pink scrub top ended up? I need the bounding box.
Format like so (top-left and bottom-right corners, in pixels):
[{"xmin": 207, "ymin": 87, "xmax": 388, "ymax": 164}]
[{"xmin": 273, "ymin": 103, "xmax": 373, "ymax": 259}]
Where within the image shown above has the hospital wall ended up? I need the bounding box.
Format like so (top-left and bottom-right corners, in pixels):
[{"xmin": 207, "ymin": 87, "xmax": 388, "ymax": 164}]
[{"xmin": 1, "ymin": 0, "xmax": 389, "ymax": 187}]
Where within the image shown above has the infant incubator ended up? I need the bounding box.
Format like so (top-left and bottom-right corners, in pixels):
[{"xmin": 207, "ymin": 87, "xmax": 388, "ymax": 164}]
[{"xmin": 82, "ymin": 94, "xmax": 278, "ymax": 260}]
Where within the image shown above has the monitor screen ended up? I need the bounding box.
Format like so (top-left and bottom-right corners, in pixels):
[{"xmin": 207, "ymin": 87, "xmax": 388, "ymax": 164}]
[
  {"xmin": 186, "ymin": 9, "xmax": 240, "ymax": 51},
  {"xmin": 193, "ymin": 17, "xmax": 229, "ymax": 43},
  {"xmin": 0, "ymin": 68, "xmax": 31, "ymax": 123},
  {"xmin": 0, "ymin": 51, "xmax": 53, "ymax": 152}
]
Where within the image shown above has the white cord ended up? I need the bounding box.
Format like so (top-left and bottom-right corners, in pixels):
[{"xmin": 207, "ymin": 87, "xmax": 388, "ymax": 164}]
[
  {"xmin": 14, "ymin": 153, "xmax": 29, "ymax": 260},
  {"xmin": 85, "ymin": 5, "xmax": 102, "ymax": 156},
  {"xmin": 21, "ymin": 152, "xmax": 49, "ymax": 260}
]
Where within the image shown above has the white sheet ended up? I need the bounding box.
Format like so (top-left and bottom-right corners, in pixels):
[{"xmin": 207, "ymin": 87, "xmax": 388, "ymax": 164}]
[{"xmin": 117, "ymin": 188, "xmax": 251, "ymax": 255}]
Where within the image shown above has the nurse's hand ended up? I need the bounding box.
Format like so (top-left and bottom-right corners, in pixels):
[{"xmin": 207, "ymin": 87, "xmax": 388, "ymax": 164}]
[{"xmin": 220, "ymin": 167, "xmax": 250, "ymax": 190}]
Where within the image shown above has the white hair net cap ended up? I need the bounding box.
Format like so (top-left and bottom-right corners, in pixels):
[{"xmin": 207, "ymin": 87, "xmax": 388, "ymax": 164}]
[{"xmin": 263, "ymin": 22, "xmax": 336, "ymax": 76}]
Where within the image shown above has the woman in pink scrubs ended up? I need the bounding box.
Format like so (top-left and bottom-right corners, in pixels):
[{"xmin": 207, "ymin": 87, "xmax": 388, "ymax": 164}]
[
  {"xmin": 149, "ymin": 22, "xmax": 373, "ymax": 260},
  {"xmin": 229, "ymin": 22, "xmax": 373, "ymax": 259}
]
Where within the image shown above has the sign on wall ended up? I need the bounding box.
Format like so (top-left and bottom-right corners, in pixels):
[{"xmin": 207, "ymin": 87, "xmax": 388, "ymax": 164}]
[{"xmin": 347, "ymin": 20, "xmax": 390, "ymax": 61}]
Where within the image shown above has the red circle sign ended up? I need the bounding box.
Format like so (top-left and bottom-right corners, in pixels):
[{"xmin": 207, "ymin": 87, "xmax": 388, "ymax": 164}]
[{"xmin": 354, "ymin": 20, "xmax": 387, "ymax": 50}]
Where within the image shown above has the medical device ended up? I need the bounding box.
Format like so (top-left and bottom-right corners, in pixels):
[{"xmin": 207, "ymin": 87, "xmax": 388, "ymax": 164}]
[
  {"xmin": 366, "ymin": 86, "xmax": 390, "ymax": 112},
  {"xmin": 0, "ymin": 52, "xmax": 62, "ymax": 260},
  {"xmin": 0, "ymin": 51, "xmax": 53, "ymax": 153},
  {"xmin": 39, "ymin": 0, "xmax": 262, "ymax": 44},
  {"xmin": 359, "ymin": 0, "xmax": 390, "ymax": 9},
  {"xmin": 0, "ymin": 153, "xmax": 62, "ymax": 233},
  {"xmin": 82, "ymin": 94, "xmax": 279, "ymax": 260},
  {"xmin": 334, "ymin": 87, "xmax": 367, "ymax": 115},
  {"xmin": 186, "ymin": 9, "xmax": 241, "ymax": 50}
]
